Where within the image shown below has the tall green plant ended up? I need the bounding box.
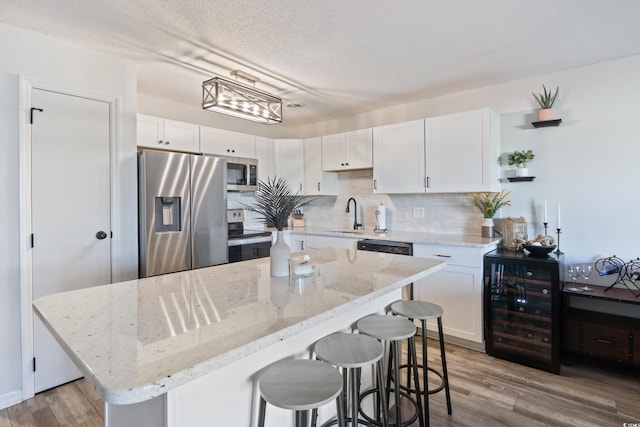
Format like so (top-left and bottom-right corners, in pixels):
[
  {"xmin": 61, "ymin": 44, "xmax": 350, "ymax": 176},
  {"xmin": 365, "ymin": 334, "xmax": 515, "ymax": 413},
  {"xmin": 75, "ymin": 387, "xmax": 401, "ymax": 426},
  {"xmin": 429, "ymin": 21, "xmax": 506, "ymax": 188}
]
[
  {"xmin": 532, "ymin": 84, "xmax": 559, "ymax": 109},
  {"xmin": 243, "ymin": 177, "xmax": 314, "ymax": 231}
]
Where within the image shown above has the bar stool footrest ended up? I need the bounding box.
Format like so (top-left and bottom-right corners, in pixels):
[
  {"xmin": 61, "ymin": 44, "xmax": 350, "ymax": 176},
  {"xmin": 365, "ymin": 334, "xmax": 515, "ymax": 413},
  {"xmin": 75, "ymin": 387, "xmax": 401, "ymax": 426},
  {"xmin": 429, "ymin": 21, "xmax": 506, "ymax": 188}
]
[
  {"xmin": 392, "ymin": 363, "xmax": 446, "ymax": 395},
  {"xmin": 358, "ymin": 388, "xmax": 419, "ymax": 427}
]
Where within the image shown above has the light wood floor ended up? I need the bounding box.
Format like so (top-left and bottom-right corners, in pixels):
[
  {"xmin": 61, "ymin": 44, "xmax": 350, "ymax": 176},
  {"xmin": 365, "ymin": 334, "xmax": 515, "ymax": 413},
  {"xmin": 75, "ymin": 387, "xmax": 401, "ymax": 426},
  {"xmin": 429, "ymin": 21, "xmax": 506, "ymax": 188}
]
[{"xmin": 1, "ymin": 340, "xmax": 638, "ymax": 426}]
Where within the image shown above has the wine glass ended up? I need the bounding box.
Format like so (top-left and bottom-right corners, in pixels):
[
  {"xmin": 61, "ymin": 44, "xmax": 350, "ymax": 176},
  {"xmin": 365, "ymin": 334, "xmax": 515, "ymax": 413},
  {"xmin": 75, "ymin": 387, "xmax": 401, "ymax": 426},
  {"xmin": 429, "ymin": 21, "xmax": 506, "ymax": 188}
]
[
  {"xmin": 566, "ymin": 265, "xmax": 582, "ymax": 292},
  {"xmin": 580, "ymin": 264, "xmax": 594, "ymax": 291}
]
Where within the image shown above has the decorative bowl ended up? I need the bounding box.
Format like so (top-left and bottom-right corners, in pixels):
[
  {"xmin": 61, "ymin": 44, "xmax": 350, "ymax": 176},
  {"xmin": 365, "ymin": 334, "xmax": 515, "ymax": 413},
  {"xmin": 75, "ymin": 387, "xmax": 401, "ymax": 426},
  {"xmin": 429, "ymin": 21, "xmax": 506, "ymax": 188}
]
[{"xmin": 523, "ymin": 244, "xmax": 556, "ymax": 257}]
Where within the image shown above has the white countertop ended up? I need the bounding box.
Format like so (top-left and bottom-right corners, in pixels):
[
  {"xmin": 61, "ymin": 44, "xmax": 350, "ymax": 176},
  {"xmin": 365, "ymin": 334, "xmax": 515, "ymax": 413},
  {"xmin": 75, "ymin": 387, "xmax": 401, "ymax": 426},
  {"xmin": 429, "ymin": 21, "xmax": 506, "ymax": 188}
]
[
  {"xmin": 33, "ymin": 247, "xmax": 445, "ymax": 405},
  {"xmin": 276, "ymin": 226, "xmax": 501, "ymax": 248}
]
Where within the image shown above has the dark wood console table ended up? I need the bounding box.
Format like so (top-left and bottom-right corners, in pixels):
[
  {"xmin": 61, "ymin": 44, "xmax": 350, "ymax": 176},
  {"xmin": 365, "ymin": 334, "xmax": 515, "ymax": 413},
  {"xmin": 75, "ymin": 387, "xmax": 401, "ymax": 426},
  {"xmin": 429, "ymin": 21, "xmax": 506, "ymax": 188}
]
[{"xmin": 562, "ymin": 284, "xmax": 640, "ymax": 366}]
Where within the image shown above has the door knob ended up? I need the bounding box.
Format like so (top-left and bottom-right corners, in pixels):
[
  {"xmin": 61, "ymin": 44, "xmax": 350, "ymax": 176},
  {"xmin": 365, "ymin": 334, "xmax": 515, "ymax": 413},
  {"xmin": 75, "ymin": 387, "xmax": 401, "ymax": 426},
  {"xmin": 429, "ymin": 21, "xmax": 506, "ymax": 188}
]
[{"xmin": 96, "ymin": 231, "xmax": 108, "ymax": 240}]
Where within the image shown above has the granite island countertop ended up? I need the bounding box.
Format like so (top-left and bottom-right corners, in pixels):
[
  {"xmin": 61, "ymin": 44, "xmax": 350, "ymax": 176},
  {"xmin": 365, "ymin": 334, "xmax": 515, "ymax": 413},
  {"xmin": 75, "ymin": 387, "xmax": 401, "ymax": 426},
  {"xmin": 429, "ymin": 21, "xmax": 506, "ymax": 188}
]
[{"xmin": 33, "ymin": 247, "xmax": 445, "ymax": 405}]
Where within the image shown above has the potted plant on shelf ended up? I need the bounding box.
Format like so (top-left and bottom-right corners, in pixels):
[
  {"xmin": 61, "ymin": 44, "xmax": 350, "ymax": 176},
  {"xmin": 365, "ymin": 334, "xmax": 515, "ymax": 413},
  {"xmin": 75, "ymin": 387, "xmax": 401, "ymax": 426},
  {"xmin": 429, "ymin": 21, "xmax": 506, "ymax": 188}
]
[
  {"xmin": 507, "ymin": 149, "xmax": 535, "ymax": 177},
  {"xmin": 532, "ymin": 84, "xmax": 559, "ymax": 121},
  {"xmin": 468, "ymin": 190, "xmax": 511, "ymax": 238},
  {"xmin": 243, "ymin": 177, "xmax": 314, "ymax": 276}
]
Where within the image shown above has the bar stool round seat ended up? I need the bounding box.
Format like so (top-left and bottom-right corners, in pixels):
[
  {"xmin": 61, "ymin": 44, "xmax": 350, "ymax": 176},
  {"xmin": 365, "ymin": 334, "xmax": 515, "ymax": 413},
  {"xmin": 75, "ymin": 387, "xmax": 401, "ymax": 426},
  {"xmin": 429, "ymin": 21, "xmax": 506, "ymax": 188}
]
[
  {"xmin": 258, "ymin": 359, "xmax": 346, "ymax": 427},
  {"xmin": 314, "ymin": 333, "xmax": 389, "ymax": 427},
  {"xmin": 356, "ymin": 314, "xmax": 424, "ymax": 427},
  {"xmin": 390, "ymin": 300, "xmax": 452, "ymax": 427}
]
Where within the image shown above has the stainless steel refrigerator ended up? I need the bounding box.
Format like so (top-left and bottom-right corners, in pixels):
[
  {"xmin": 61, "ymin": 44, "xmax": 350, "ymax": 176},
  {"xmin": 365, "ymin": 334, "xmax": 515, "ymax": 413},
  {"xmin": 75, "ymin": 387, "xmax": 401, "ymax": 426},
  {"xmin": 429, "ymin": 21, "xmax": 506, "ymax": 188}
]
[{"xmin": 138, "ymin": 150, "xmax": 228, "ymax": 277}]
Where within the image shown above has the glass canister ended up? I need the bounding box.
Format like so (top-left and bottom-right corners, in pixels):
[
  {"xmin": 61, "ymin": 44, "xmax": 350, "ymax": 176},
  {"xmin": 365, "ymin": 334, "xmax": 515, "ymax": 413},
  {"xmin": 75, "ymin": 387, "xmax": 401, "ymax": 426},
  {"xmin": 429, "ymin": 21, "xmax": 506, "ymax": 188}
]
[{"xmin": 502, "ymin": 217, "xmax": 528, "ymax": 250}]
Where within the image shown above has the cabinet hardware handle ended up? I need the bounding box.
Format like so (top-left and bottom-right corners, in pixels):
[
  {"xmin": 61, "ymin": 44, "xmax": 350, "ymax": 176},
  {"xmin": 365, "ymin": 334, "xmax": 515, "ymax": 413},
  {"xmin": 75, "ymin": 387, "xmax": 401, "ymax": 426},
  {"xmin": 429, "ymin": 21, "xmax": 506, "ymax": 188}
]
[
  {"xmin": 341, "ymin": 163, "xmax": 345, "ymax": 166},
  {"xmin": 345, "ymin": 162, "xmax": 349, "ymax": 166},
  {"xmin": 373, "ymin": 179, "xmax": 377, "ymax": 190},
  {"xmin": 435, "ymin": 254, "xmax": 451, "ymax": 258},
  {"xmin": 595, "ymin": 338, "xmax": 614, "ymax": 345},
  {"xmin": 165, "ymin": 140, "xmax": 170, "ymax": 145},
  {"xmin": 425, "ymin": 176, "xmax": 431, "ymax": 188},
  {"xmin": 158, "ymin": 140, "xmax": 163, "ymax": 144},
  {"xmin": 299, "ymin": 183, "xmax": 302, "ymax": 192},
  {"xmin": 526, "ymin": 271, "xmax": 533, "ymax": 277},
  {"xmin": 317, "ymin": 182, "xmax": 320, "ymax": 191}
]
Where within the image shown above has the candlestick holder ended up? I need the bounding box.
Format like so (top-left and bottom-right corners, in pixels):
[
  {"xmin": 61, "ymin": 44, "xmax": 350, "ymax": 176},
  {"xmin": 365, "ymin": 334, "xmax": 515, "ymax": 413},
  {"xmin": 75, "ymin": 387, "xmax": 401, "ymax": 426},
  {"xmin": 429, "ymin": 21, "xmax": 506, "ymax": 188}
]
[
  {"xmin": 543, "ymin": 222, "xmax": 549, "ymax": 236},
  {"xmin": 553, "ymin": 228, "xmax": 564, "ymax": 254}
]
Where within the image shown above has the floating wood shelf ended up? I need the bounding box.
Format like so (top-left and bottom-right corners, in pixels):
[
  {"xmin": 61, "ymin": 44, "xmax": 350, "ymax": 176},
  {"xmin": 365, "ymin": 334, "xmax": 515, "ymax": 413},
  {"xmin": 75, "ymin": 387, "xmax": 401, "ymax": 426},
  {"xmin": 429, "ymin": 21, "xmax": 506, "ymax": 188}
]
[
  {"xmin": 532, "ymin": 119, "xmax": 562, "ymax": 128},
  {"xmin": 507, "ymin": 176, "xmax": 535, "ymax": 182}
]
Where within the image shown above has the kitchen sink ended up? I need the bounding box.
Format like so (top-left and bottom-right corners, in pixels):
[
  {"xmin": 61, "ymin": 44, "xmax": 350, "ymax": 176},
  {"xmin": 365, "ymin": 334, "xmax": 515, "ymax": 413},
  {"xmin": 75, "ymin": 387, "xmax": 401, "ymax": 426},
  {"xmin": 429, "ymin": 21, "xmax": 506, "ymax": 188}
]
[{"xmin": 327, "ymin": 229, "xmax": 365, "ymax": 235}]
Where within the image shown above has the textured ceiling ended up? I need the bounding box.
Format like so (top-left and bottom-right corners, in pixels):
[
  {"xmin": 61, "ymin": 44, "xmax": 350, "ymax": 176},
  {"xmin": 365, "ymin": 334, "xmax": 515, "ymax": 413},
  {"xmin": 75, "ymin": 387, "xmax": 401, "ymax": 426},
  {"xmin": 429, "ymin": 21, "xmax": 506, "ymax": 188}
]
[{"xmin": 3, "ymin": 0, "xmax": 640, "ymax": 127}]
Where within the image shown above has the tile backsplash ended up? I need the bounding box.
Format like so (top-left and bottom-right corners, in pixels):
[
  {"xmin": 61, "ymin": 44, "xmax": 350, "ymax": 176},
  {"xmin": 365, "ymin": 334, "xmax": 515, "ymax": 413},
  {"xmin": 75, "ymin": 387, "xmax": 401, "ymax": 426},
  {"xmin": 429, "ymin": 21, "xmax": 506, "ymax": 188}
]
[{"xmin": 232, "ymin": 170, "xmax": 489, "ymax": 235}]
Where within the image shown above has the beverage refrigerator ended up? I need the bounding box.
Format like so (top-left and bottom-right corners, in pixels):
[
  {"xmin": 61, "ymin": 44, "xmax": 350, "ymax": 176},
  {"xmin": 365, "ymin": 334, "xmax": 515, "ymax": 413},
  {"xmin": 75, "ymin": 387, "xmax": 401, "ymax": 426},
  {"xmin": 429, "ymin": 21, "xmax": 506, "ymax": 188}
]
[{"xmin": 138, "ymin": 149, "xmax": 228, "ymax": 277}]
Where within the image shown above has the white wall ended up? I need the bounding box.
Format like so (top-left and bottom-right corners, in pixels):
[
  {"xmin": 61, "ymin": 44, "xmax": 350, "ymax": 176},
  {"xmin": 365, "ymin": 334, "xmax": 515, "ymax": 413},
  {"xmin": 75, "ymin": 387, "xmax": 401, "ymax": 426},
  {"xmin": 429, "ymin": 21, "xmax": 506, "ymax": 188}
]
[
  {"xmin": 0, "ymin": 24, "xmax": 138, "ymax": 406},
  {"xmin": 298, "ymin": 55, "xmax": 640, "ymax": 270}
]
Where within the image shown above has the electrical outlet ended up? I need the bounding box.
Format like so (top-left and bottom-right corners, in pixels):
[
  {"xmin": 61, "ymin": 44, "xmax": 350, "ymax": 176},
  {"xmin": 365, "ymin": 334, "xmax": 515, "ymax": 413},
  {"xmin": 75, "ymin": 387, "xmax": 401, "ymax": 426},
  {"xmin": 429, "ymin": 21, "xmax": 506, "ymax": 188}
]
[{"xmin": 413, "ymin": 207, "xmax": 425, "ymax": 218}]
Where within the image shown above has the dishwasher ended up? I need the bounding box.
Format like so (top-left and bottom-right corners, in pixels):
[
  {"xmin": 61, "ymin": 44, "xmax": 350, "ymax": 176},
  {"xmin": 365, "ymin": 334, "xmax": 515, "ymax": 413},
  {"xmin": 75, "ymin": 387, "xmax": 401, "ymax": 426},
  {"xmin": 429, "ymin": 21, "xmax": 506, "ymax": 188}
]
[{"xmin": 357, "ymin": 239, "xmax": 415, "ymax": 300}]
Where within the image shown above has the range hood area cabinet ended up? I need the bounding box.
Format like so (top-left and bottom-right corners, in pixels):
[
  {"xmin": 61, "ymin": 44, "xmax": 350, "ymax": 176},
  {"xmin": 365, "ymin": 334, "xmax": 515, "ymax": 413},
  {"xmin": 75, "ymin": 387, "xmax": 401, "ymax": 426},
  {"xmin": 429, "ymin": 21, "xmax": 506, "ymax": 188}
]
[
  {"xmin": 321, "ymin": 128, "xmax": 373, "ymax": 171},
  {"xmin": 200, "ymin": 126, "xmax": 256, "ymax": 158},
  {"xmin": 372, "ymin": 108, "xmax": 500, "ymax": 194},
  {"xmin": 304, "ymin": 137, "xmax": 338, "ymax": 196},
  {"xmin": 137, "ymin": 114, "xmax": 200, "ymax": 153}
]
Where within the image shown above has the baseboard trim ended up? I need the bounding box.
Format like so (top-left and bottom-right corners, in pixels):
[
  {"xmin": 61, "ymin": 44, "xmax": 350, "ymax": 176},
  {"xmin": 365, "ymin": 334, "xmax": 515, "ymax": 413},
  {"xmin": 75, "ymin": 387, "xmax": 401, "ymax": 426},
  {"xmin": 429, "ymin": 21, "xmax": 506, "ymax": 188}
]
[{"xmin": 0, "ymin": 389, "xmax": 23, "ymax": 411}]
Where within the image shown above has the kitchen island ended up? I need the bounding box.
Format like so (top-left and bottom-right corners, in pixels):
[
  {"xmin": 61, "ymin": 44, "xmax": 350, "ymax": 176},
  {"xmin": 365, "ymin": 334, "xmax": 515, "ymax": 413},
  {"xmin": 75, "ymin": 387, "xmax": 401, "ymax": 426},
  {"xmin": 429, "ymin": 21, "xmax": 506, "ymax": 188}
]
[{"xmin": 33, "ymin": 247, "xmax": 445, "ymax": 427}]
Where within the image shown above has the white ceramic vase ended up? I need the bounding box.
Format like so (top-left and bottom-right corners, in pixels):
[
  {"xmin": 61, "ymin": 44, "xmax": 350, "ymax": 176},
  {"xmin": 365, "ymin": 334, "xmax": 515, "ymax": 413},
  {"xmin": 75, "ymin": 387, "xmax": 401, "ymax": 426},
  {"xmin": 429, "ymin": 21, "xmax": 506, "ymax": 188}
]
[
  {"xmin": 482, "ymin": 217, "xmax": 495, "ymax": 238},
  {"xmin": 270, "ymin": 231, "xmax": 290, "ymax": 277},
  {"xmin": 516, "ymin": 167, "xmax": 529, "ymax": 177}
]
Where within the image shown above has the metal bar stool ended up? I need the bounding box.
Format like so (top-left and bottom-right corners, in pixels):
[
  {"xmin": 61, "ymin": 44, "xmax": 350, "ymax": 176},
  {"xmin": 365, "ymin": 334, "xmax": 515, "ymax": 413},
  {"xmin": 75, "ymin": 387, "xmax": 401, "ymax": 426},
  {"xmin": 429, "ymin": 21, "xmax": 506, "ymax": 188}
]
[
  {"xmin": 313, "ymin": 332, "xmax": 389, "ymax": 427},
  {"xmin": 390, "ymin": 300, "xmax": 452, "ymax": 427},
  {"xmin": 356, "ymin": 314, "xmax": 425, "ymax": 427},
  {"xmin": 258, "ymin": 359, "xmax": 347, "ymax": 427}
]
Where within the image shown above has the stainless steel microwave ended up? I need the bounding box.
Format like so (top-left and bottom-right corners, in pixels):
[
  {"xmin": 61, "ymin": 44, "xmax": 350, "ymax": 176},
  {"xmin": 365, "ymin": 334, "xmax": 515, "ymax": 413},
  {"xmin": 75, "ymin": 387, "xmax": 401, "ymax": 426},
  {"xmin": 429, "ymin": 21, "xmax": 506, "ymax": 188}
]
[{"xmin": 225, "ymin": 156, "xmax": 258, "ymax": 191}]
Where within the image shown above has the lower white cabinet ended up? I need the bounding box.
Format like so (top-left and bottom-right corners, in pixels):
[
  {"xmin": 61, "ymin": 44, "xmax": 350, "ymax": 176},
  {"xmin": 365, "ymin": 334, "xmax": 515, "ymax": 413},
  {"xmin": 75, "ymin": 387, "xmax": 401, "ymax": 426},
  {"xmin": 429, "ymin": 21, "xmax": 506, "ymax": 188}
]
[{"xmin": 413, "ymin": 243, "xmax": 497, "ymax": 346}]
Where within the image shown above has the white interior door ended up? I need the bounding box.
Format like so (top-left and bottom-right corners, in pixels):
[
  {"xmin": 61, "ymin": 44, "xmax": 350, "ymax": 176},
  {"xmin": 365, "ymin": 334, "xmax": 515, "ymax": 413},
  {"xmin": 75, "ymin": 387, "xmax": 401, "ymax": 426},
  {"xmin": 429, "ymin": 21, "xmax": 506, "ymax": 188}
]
[{"xmin": 31, "ymin": 88, "xmax": 112, "ymax": 393}]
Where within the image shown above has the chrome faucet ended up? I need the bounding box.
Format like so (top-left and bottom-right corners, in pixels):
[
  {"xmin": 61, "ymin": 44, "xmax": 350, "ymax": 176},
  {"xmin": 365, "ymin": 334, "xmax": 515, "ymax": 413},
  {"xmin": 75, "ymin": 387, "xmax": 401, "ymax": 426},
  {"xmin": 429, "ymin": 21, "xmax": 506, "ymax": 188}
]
[{"xmin": 345, "ymin": 197, "xmax": 362, "ymax": 230}]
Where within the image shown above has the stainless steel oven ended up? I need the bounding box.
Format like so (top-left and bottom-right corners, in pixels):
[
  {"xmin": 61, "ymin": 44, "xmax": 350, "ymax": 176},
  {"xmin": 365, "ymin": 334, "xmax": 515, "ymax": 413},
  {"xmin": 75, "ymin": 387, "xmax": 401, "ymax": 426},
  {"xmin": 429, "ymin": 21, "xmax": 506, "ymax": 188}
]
[{"xmin": 227, "ymin": 209, "xmax": 272, "ymax": 263}]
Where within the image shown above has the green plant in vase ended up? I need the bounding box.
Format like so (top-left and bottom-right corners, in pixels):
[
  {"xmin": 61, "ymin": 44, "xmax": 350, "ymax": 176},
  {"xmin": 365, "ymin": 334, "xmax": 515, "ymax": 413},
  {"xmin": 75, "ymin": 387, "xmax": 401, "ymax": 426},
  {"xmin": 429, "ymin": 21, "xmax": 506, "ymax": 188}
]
[
  {"xmin": 243, "ymin": 177, "xmax": 314, "ymax": 276},
  {"xmin": 468, "ymin": 190, "xmax": 511, "ymax": 238},
  {"xmin": 532, "ymin": 84, "xmax": 559, "ymax": 121},
  {"xmin": 507, "ymin": 149, "xmax": 535, "ymax": 177}
]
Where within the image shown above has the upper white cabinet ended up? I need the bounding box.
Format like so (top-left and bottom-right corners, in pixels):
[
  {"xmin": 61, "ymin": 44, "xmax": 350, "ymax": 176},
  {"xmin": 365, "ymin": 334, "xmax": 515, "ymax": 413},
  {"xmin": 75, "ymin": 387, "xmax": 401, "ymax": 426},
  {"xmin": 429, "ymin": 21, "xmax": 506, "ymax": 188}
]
[
  {"xmin": 425, "ymin": 109, "xmax": 499, "ymax": 193},
  {"xmin": 304, "ymin": 137, "xmax": 337, "ymax": 195},
  {"xmin": 322, "ymin": 128, "xmax": 373, "ymax": 171},
  {"xmin": 200, "ymin": 126, "xmax": 256, "ymax": 158},
  {"xmin": 274, "ymin": 139, "xmax": 304, "ymax": 193},
  {"xmin": 372, "ymin": 109, "xmax": 499, "ymax": 194},
  {"xmin": 372, "ymin": 119, "xmax": 426, "ymax": 194},
  {"xmin": 137, "ymin": 114, "xmax": 199, "ymax": 153},
  {"xmin": 255, "ymin": 136, "xmax": 275, "ymax": 184}
]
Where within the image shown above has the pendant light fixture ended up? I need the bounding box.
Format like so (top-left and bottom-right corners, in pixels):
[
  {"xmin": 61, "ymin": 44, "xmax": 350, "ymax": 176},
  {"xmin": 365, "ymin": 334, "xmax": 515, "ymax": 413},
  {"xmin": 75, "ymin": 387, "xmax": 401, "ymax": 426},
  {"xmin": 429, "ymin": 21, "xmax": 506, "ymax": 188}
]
[{"xmin": 202, "ymin": 71, "xmax": 282, "ymax": 124}]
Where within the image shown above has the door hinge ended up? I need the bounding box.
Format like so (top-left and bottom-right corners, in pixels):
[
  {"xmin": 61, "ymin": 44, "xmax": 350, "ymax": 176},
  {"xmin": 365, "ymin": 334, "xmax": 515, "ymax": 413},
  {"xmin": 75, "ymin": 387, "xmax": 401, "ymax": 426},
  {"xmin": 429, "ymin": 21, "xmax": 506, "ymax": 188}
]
[
  {"xmin": 33, "ymin": 357, "xmax": 36, "ymax": 372},
  {"xmin": 30, "ymin": 234, "xmax": 34, "ymax": 248},
  {"xmin": 30, "ymin": 107, "xmax": 44, "ymax": 124}
]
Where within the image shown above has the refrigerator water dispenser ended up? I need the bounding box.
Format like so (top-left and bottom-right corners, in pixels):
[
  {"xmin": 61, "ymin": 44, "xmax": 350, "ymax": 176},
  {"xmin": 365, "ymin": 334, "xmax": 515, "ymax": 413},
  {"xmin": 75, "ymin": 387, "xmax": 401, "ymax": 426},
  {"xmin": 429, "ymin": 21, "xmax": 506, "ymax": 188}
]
[{"xmin": 154, "ymin": 196, "xmax": 181, "ymax": 232}]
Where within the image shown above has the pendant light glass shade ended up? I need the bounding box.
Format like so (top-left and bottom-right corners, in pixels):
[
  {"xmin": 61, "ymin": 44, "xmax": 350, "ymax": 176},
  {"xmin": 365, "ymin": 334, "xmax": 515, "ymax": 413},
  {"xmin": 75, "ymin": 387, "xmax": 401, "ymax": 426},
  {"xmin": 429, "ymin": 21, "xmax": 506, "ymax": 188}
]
[{"xmin": 202, "ymin": 77, "xmax": 282, "ymax": 124}]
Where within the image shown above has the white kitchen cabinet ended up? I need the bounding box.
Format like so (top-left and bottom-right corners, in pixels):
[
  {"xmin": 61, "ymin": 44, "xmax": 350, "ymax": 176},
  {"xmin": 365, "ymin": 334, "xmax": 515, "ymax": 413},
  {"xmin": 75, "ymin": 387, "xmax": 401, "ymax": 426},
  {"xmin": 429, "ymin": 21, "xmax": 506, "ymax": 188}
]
[
  {"xmin": 304, "ymin": 137, "xmax": 337, "ymax": 195},
  {"xmin": 372, "ymin": 109, "xmax": 499, "ymax": 194},
  {"xmin": 425, "ymin": 108, "xmax": 499, "ymax": 192},
  {"xmin": 372, "ymin": 119, "xmax": 426, "ymax": 194},
  {"xmin": 137, "ymin": 114, "xmax": 199, "ymax": 153},
  {"xmin": 200, "ymin": 126, "xmax": 256, "ymax": 158},
  {"xmin": 322, "ymin": 128, "xmax": 373, "ymax": 171},
  {"xmin": 413, "ymin": 243, "xmax": 497, "ymax": 346},
  {"xmin": 274, "ymin": 139, "xmax": 304, "ymax": 193},
  {"xmin": 255, "ymin": 136, "xmax": 275, "ymax": 184}
]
